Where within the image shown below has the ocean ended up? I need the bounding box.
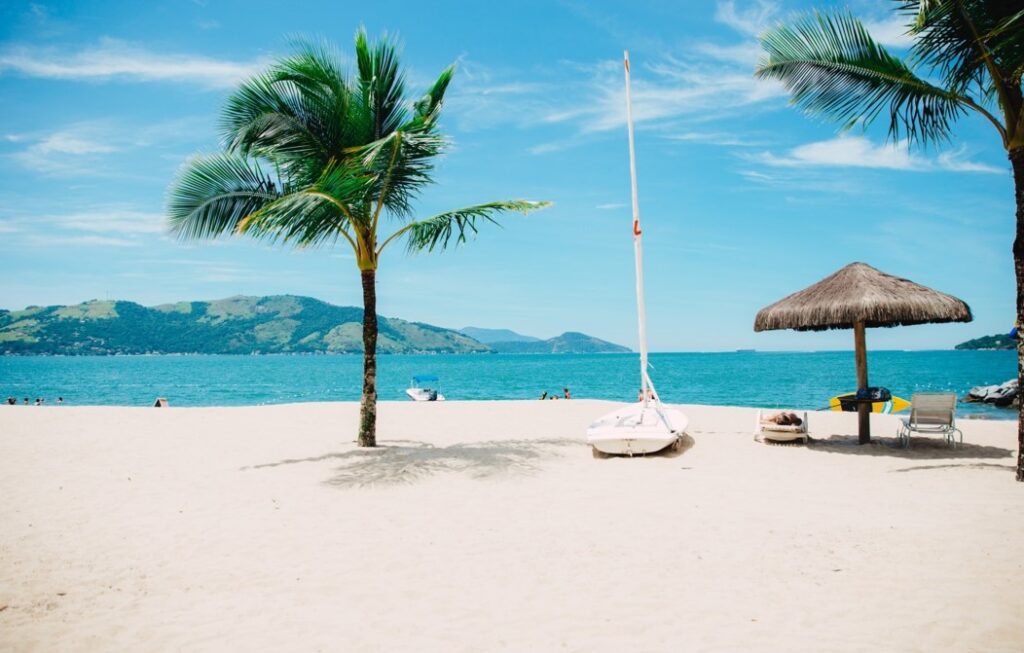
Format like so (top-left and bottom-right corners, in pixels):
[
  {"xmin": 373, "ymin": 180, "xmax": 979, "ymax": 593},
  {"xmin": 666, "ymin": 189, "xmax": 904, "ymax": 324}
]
[{"xmin": 0, "ymin": 350, "xmax": 1016, "ymax": 418}]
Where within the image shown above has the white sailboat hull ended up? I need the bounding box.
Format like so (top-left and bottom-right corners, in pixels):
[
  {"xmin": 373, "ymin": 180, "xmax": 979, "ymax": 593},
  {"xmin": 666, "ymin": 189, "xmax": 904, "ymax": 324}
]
[{"xmin": 586, "ymin": 404, "xmax": 688, "ymax": 455}]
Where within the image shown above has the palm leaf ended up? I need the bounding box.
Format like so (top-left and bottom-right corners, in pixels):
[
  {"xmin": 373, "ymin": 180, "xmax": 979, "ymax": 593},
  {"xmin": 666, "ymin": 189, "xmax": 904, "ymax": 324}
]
[
  {"xmin": 167, "ymin": 153, "xmax": 279, "ymax": 240},
  {"xmin": 409, "ymin": 65, "xmax": 455, "ymax": 128},
  {"xmin": 353, "ymin": 129, "xmax": 446, "ymax": 220},
  {"xmin": 382, "ymin": 200, "xmax": 551, "ymax": 254},
  {"xmin": 355, "ymin": 29, "xmax": 408, "ymax": 139},
  {"xmin": 756, "ymin": 10, "xmax": 968, "ymax": 144}
]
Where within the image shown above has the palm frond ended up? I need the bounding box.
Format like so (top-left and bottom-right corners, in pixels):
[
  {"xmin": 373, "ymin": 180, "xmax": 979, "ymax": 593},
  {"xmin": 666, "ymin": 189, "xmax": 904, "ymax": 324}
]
[
  {"xmin": 902, "ymin": 1, "xmax": 1024, "ymax": 95},
  {"xmin": 756, "ymin": 10, "xmax": 967, "ymax": 144},
  {"xmin": 383, "ymin": 200, "xmax": 551, "ymax": 254},
  {"xmin": 237, "ymin": 159, "xmax": 375, "ymax": 247},
  {"xmin": 167, "ymin": 154, "xmax": 279, "ymax": 240},
  {"xmin": 409, "ymin": 65, "xmax": 455, "ymax": 129},
  {"xmin": 353, "ymin": 130, "xmax": 446, "ymax": 220},
  {"xmin": 221, "ymin": 72, "xmax": 330, "ymax": 168},
  {"xmin": 355, "ymin": 28, "xmax": 408, "ymax": 139}
]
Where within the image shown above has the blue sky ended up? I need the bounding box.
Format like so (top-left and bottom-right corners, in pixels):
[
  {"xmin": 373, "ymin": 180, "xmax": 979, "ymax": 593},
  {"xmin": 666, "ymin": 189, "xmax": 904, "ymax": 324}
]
[{"xmin": 0, "ymin": 0, "xmax": 1014, "ymax": 351}]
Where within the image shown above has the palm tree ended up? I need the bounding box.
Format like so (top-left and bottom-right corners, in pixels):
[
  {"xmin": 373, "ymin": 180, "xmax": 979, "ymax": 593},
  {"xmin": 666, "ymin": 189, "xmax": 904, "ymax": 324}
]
[
  {"xmin": 755, "ymin": 1, "xmax": 1024, "ymax": 480},
  {"xmin": 166, "ymin": 32, "xmax": 549, "ymax": 447}
]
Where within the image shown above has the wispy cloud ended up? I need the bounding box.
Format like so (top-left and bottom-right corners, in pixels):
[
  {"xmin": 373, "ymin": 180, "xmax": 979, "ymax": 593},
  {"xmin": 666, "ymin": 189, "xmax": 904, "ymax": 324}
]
[
  {"xmin": 52, "ymin": 209, "xmax": 165, "ymax": 234},
  {"xmin": 0, "ymin": 38, "xmax": 264, "ymax": 88},
  {"xmin": 8, "ymin": 118, "xmax": 211, "ymax": 175},
  {"xmin": 11, "ymin": 124, "xmax": 118, "ymax": 174},
  {"xmin": 714, "ymin": 0, "xmax": 779, "ymax": 37},
  {"xmin": 528, "ymin": 1, "xmax": 786, "ymax": 142},
  {"xmin": 30, "ymin": 234, "xmax": 140, "ymax": 248},
  {"xmin": 1, "ymin": 206, "xmax": 166, "ymax": 249},
  {"xmin": 862, "ymin": 13, "xmax": 916, "ymax": 49},
  {"xmin": 595, "ymin": 203, "xmax": 626, "ymax": 210},
  {"xmin": 750, "ymin": 135, "xmax": 1003, "ymax": 174},
  {"xmin": 439, "ymin": 1, "xmax": 789, "ymax": 153},
  {"xmin": 664, "ymin": 131, "xmax": 765, "ymax": 147},
  {"xmin": 443, "ymin": 58, "xmax": 551, "ymax": 131}
]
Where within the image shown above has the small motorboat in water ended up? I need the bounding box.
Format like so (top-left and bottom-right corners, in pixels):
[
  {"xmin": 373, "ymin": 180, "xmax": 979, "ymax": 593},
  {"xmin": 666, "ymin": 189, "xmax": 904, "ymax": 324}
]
[{"xmin": 406, "ymin": 375, "xmax": 445, "ymax": 402}]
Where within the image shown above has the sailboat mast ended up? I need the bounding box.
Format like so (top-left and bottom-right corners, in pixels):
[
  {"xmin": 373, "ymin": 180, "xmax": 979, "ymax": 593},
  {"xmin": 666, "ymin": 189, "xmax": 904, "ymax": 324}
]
[{"xmin": 623, "ymin": 50, "xmax": 650, "ymax": 407}]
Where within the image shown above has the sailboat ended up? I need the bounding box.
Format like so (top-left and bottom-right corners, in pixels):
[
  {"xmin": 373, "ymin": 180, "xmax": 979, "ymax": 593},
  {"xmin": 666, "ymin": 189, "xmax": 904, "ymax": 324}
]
[{"xmin": 586, "ymin": 51, "xmax": 689, "ymax": 457}]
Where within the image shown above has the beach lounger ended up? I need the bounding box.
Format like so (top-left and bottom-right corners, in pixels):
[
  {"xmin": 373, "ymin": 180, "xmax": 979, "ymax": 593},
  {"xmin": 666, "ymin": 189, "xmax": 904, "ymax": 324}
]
[
  {"xmin": 896, "ymin": 392, "xmax": 962, "ymax": 448},
  {"xmin": 755, "ymin": 409, "xmax": 809, "ymax": 444}
]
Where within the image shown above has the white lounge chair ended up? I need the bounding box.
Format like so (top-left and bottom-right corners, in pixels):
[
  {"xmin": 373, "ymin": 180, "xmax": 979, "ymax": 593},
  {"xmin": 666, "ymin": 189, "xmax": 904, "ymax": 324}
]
[
  {"xmin": 756, "ymin": 409, "xmax": 809, "ymax": 444},
  {"xmin": 896, "ymin": 393, "xmax": 962, "ymax": 448}
]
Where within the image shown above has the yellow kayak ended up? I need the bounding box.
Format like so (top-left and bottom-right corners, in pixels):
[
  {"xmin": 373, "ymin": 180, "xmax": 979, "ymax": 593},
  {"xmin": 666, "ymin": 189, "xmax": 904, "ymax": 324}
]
[{"xmin": 828, "ymin": 394, "xmax": 910, "ymax": 414}]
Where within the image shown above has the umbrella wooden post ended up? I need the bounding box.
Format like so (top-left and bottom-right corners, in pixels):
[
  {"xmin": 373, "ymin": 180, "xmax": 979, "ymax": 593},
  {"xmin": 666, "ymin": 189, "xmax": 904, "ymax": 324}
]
[{"xmin": 854, "ymin": 320, "xmax": 870, "ymax": 444}]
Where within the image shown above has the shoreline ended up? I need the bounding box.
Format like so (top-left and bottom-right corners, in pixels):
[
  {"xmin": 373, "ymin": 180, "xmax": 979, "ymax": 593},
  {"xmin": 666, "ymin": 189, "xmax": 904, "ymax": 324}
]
[{"xmin": 4, "ymin": 401, "xmax": 1019, "ymax": 421}]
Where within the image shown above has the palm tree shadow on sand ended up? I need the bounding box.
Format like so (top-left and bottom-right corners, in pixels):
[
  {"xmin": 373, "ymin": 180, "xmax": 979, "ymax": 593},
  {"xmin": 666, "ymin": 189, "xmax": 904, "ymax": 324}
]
[
  {"xmin": 805, "ymin": 435, "xmax": 1012, "ymax": 460},
  {"xmin": 249, "ymin": 438, "xmax": 583, "ymax": 488}
]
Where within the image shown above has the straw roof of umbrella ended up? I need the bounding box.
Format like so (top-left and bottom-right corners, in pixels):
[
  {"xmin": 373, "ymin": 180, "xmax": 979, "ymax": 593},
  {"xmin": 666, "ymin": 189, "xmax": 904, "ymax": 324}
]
[{"xmin": 754, "ymin": 262, "xmax": 972, "ymax": 332}]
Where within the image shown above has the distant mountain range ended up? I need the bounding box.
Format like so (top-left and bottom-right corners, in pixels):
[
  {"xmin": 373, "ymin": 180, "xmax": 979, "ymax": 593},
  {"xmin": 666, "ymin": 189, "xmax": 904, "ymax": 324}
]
[
  {"xmin": 486, "ymin": 332, "xmax": 631, "ymax": 354},
  {"xmin": 458, "ymin": 327, "xmax": 629, "ymax": 353},
  {"xmin": 459, "ymin": 327, "xmax": 540, "ymax": 344},
  {"xmin": 0, "ymin": 296, "xmax": 629, "ymax": 355}
]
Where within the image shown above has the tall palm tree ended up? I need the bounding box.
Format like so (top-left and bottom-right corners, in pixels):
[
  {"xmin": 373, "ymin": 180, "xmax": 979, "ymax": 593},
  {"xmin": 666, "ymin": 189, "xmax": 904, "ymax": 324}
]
[
  {"xmin": 755, "ymin": 1, "xmax": 1024, "ymax": 480},
  {"xmin": 166, "ymin": 32, "xmax": 549, "ymax": 447}
]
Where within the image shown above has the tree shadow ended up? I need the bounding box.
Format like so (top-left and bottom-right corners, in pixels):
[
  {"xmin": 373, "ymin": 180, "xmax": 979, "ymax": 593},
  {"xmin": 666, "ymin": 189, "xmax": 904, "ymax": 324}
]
[
  {"xmin": 805, "ymin": 435, "xmax": 1013, "ymax": 460},
  {"xmin": 248, "ymin": 438, "xmax": 583, "ymax": 488},
  {"xmin": 889, "ymin": 462, "xmax": 1016, "ymax": 473}
]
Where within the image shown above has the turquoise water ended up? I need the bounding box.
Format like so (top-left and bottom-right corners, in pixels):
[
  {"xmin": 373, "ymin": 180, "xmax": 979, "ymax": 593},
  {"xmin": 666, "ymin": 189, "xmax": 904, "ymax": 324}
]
[{"xmin": 0, "ymin": 350, "xmax": 1016, "ymax": 418}]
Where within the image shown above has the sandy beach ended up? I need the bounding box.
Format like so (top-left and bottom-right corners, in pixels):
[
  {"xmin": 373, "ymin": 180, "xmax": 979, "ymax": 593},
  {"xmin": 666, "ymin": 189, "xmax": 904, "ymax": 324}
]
[{"xmin": 1, "ymin": 400, "xmax": 1022, "ymax": 652}]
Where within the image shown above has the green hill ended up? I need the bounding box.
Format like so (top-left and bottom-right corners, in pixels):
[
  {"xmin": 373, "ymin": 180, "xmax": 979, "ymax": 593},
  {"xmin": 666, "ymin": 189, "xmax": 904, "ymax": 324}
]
[
  {"xmin": 490, "ymin": 331, "xmax": 630, "ymax": 354},
  {"xmin": 0, "ymin": 296, "xmax": 489, "ymax": 355},
  {"xmin": 954, "ymin": 333, "xmax": 1016, "ymax": 350}
]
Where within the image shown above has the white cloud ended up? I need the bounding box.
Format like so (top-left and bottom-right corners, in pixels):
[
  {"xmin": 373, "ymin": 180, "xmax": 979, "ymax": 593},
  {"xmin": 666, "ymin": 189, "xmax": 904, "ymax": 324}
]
[
  {"xmin": 936, "ymin": 150, "xmax": 1005, "ymax": 173},
  {"xmin": 9, "ymin": 118, "xmax": 211, "ymax": 175},
  {"xmin": 595, "ymin": 203, "xmax": 626, "ymax": 210},
  {"xmin": 33, "ymin": 132, "xmax": 116, "ymax": 156},
  {"xmin": 30, "ymin": 234, "xmax": 140, "ymax": 248},
  {"xmin": 750, "ymin": 135, "xmax": 1003, "ymax": 173},
  {"xmin": 443, "ymin": 59, "xmax": 551, "ymax": 131},
  {"xmin": 540, "ymin": 56, "xmax": 785, "ymax": 135},
  {"xmin": 52, "ymin": 209, "xmax": 165, "ymax": 234},
  {"xmin": 714, "ymin": 0, "xmax": 779, "ymax": 37},
  {"xmin": 664, "ymin": 131, "xmax": 761, "ymax": 147},
  {"xmin": 531, "ymin": 2, "xmax": 787, "ymax": 139},
  {"xmin": 863, "ymin": 14, "xmax": 916, "ymax": 49},
  {"xmin": 0, "ymin": 206, "xmax": 166, "ymax": 252},
  {"xmin": 0, "ymin": 38, "xmax": 264, "ymax": 88}
]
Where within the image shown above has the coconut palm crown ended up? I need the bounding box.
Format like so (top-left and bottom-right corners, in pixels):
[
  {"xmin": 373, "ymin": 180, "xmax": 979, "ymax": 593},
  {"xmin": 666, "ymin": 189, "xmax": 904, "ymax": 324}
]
[
  {"xmin": 167, "ymin": 31, "xmax": 549, "ymax": 447},
  {"xmin": 755, "ymin": 1, "xmax": 1024, "ymax": 480}
]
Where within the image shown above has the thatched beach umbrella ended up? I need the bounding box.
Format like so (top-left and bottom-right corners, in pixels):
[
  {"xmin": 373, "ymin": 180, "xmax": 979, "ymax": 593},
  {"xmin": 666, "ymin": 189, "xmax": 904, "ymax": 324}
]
[{"xmin": 754, "ymin": 262, "xmax": 972, "ymax": 443}]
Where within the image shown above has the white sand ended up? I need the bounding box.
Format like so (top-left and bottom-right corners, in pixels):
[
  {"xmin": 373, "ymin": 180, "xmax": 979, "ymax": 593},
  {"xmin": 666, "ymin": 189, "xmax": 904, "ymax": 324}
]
[{"xmin": 1, "ymin": 400, "xmax": 1022, "ymax": 652}]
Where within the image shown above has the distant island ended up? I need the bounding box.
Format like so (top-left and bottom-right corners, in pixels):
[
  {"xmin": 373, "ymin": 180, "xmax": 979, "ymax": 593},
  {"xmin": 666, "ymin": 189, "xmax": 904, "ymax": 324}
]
[
  {"xmin": 458, "ymin": 327, "xmax": 629, "ymax": 354},
  {"xmin": 459, "ymin": 327, "xmax": 540, "ymax": 344},
  {"xmin": 0, "ymin": 296, "xmax": 629, "ymax": 356},
  {"xmin": 955, "ymin": 334, "xmax": 1016, "ymax": 350}
]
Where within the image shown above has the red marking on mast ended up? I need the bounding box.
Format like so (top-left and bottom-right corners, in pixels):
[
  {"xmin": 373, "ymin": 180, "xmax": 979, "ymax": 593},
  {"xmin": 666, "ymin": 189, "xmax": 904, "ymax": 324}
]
[{"xmin": 633, "ymin": 220, "xmax": 642, "ymax": 236}]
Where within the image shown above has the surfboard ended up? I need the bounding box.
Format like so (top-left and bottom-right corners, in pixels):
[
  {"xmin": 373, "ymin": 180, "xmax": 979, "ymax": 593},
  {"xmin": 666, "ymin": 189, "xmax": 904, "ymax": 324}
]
[{"xmin": 828, "ymin": 394, "xmax": 910, "ymax": 414}]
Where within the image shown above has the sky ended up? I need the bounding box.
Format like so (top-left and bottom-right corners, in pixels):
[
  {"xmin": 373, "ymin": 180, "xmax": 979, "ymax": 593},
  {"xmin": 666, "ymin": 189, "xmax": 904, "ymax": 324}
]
[{"xmin": 0, "ymin": 0, "xmax": 1015, "ymax": 352}]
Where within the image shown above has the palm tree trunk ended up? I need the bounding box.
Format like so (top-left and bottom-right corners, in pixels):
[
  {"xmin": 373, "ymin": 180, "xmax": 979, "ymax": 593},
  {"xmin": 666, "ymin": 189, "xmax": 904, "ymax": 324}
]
[
  {"xmin": 1011, "ymin": 147, "xmax": 1024, "ymax": 482},
  {"xmin": 358, "ymin": 268, "xmax": 378, "ymax": 447}
]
